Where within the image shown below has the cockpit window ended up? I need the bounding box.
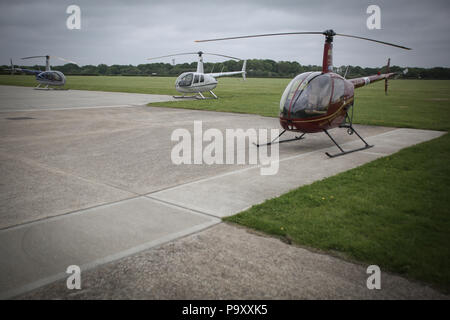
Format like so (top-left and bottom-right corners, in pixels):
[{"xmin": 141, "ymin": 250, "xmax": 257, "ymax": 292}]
[
  {"xmin": 41, "ymin": 72, "xmax": 61, "ymax": 81},
  {"xmin": 290, "ymin": 73, "xmax": 332, "ymax": 118},
  {"xmin": 194, "ymin": 74, "xmax": 199, "ymax": 84},
  {"xmin": 280, "ymin": 72, "xmax": 312, "ymax": 115},
  {"xmin": 178, "ymin": 73, "xmax": 193, "ymax": 87}
]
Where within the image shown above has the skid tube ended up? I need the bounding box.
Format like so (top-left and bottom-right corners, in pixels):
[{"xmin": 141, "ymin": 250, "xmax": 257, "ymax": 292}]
[
  {"xmin": 254, "ymin": 129, "xmax": 306, "ymax": 147},
  {"xmin": 323, "ymin": 126, "xmax": 373, "ymax": 158}
]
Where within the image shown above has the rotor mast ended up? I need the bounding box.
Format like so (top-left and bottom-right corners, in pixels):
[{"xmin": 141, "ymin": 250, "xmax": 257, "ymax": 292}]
[
  {"xmin": 196, "ymin": 51, "xmax": 204, "ymax": 73},
  {"xmin": 45, "ymin": 55, "xmax": 50, "ymax": 71},
  {"xmin": 322, "ymin": 30, "xmax": 335, "ymax": 73}
]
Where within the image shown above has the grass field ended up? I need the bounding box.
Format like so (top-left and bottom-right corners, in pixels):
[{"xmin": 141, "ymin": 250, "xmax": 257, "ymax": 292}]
[
  {"xmin": 1, "ymin": 74, "xmax": 449, "ymax": 292},
  {"xmin": 1, "ymin": 75, "xmax": 449, "ymax": 131},
  {"xmin": 0, "ymin": 74, "xmax": 179, "ymax": 95},
  {"xmin": 225, "ymin": 133, "xmax": 450, "ymax": 292}
]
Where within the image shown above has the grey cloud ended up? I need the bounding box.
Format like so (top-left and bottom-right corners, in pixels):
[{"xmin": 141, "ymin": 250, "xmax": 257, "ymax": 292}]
[{"xmin": 0, "ymin": 0, "xmax": 449, "ymax": 68}]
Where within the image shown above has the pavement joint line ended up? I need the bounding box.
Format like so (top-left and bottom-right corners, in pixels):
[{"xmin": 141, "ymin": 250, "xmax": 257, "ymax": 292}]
[
  {"xmin": 146, "ymin": 128, "xmax": 403, "ymax": 196},
  {"xmin": 0, "ymin": 104, "xmax": 136, "ymax": 113},
  {"xmin": 0, "ymin": 117, "xmax": 169, "ymax": 143},
  {"xmin": 145, "ymin": 194, "xmax": 221, "ymax": 220},
  {"xmin": 0, "ymin": 195, "xmax": 142, "ymax": 232},
  {"xmin": 0, "ymin": 150, "xmax": 140, "ymax": 197},
  {"xmin": 0, "ymin": 190, "xmax": 221, "ymax": 233},
  {"xmin": 1, "ymin": 218, "xmax": 221, "ymax": 300}
]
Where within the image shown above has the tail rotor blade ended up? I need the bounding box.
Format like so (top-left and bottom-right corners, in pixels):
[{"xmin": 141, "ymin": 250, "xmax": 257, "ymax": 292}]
[
  {"xmin": 8, "ymin": 58, "xmax": 14, "ymax": 74},
  {"xmin": 385, "ymin": 58, "xmax": 391, "ymax": 95}
]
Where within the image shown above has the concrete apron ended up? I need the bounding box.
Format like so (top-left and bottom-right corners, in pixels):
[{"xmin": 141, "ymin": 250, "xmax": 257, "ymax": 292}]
[
  {"xmin": 0, "ymin": 90, "xmax": 444, "ymax": 298},
  {"xmin": 0, "ymin": 126, "xmax": 443, "ymax": 298},
  {"xmin": 148, "ymin": 128, "xmax": 444, "ymax": 217}
]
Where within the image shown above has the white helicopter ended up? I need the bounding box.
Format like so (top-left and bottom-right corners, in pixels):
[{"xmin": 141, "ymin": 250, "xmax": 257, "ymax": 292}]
[
  {"xmin": 8, "ymin": 55, "xmax": 77, "ymax": 89},
  {"xmin": 147, "ymin": 51, "xmax": 246, "ymax": 99}
]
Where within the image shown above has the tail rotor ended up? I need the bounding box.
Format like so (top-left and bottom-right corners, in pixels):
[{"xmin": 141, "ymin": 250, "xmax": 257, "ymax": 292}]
[
  {"xmin": 6, "ymin": 58, "xmax": 17, "ymax": 75},
  {"xmin": 385, "ymin": 58, "xmax": 390, "ymax": 95},
  {"xmin": 10, "ymin": 59, "xmax": 14, "ymax": 74}
]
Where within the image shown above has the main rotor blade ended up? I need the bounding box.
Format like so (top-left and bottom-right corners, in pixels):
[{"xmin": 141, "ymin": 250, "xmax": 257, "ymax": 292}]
[
  {"xmin": 335, "ymin": 33, "xmax": 411, "ymax": 50},
  {"xmin": 195, "ymin": 31, "xmax": 323, "ymax": 42},
  {"xmin": 195, "ymin": 31, "xmax": 411, "ymax": 50},
  {"xmin": 147, "ymin": 52, "xmax": 241, "ymax": 61},
  {"xmin": 147, "ymin": 52, "xmax": 199, "ymax": 60},
  {"xmin": 53, "ymin": 56, "xmax": 79, "ymax": 65},
  {"xmin": 21, "ymin": 56, "xmax": 47, "ymax": 60},
  {"xmin": 203, "ymin": 52, "xmax": 241, "ymax": 60}
]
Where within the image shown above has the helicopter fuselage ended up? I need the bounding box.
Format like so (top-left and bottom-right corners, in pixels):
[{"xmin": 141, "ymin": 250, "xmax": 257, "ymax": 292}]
[
  {"xmin": 175, "ymin": 72, "xmax": 218, "ymax": 93},
  {"xmin": 279, "ymin": 70, "xmax": 393, "ymax": 133},
  {"xmin": 35, "ymin": 70, "xmax": 66, "ymax": 86},
  {"xmin": 279, "ymin": 71, "xmax": 354, "ymax": 133}
]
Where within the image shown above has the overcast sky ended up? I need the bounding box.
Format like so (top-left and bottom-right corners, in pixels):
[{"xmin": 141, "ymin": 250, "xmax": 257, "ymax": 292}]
[{"xmin": 0, "ymin": 0, "xmax": 449, "ymax": 68}]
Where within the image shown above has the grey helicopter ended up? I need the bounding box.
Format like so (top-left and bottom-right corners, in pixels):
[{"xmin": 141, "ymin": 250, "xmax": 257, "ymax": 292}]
[
  {"xmin": 8, "ymin": 55, "xmax": 78, "ymax": 89},
  {"xmin": 147, "ymin": 51, "xmax": 246, "ymax": 99}
]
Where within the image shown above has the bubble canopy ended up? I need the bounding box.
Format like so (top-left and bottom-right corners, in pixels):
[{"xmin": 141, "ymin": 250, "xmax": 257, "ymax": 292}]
[
  {"xmin": 280, "ymin": 72, "xmax": 333, "ymax": 119},
  {"xmin": 177, "ymin": 72, "xmax": 193, "ymax": 87}
]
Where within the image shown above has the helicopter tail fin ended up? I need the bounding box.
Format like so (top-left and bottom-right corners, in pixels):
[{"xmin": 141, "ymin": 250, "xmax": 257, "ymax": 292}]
[
  {"xmin": 9, "ymin": 58, "xmax": 15, "ymax": 74},
  {"xmin": 242, "ymin": 60, "xmax": 247, "ymax": 81},
  {"xmin": 385, "ymin": 58, "xmax": 390, "ymax": 95}
]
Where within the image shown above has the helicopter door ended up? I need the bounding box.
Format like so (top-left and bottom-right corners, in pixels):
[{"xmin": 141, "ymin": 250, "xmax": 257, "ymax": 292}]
[
  {"xmin": 52, "ymin": 73, "xmax": 62, "ymax": 81},
  {"xmin": 193, "ymin": 74, "xmax": 199, "ymax": 84},
  {"xmin": 331, "ymin": 78, "xmax": 345, "ymax": 103}
]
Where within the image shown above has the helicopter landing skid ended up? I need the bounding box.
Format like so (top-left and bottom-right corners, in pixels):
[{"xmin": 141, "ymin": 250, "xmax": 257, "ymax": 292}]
[
  {"xmin": 34, "ymin": 84, "xmax": 49, "ymax": 90},
  {"xmin": 254, "ymin": 129, "xmax": 306, "ymax": 147},
  {"xmin": 173, "ymin": 95, "xmax": 198, "ymax": 99},
  {"xmin": 323, "ymin": 126, "xmax": 373, "ymax": 158},
  {"xmin": 34, "ymin": 84, "xmax": 67, "ymax": 91},
  {"xmin": 195, "ymin": 91, "xmax": 218, "ymax": 100}
]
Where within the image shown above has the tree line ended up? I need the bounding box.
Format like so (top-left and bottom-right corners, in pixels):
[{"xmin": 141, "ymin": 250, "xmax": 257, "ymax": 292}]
[{"xmin": 2, "ymin": 59, "xmax": 450, "ymax": 79}]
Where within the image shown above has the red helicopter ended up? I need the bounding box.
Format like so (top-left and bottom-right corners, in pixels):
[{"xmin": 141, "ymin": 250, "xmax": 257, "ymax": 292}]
[{"xmin": 196, "ymin": 29, "xmax": 411, "ymax": 157}]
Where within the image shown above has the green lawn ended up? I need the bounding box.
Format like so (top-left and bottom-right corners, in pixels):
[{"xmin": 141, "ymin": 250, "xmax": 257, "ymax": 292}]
[
  {"xmin": 150, "ymin": 79, "xmax": 450, "ymax": 131},
  {"xmin": 225, "ymin": 133, "xmax": 450, "ymax": 292},
  {"xmin": 1, "ymin": 75, "xmax": 448, "ymax": 131},
  {"xmin": 0, "ymin": 74, "xmax": 178, "ymax": 95}
]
